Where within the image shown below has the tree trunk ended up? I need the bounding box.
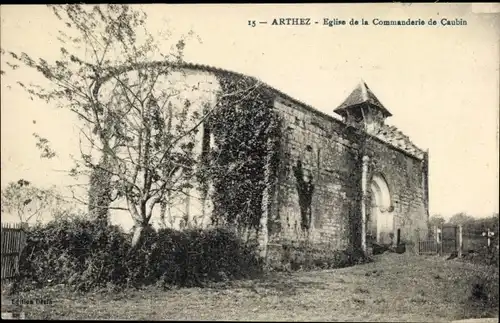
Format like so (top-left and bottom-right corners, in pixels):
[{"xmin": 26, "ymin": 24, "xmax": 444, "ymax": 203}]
[
  {"xmin": 88, "ymin": 154, "xmax": 112, "ymax": 225},
  {"xmin": 131, "ymin": 221, "xmax": 155, "ymax": 248},
  {"xmin": 159, "ymin": 200, "xmax": 167, "ymax": 229},
  {"xmin": 130, "ymin": 197, "xmax": 158, "ymax": 248}
]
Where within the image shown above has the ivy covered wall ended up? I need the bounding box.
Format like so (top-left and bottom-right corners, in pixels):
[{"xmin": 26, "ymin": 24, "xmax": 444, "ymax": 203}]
[
  {"xmin": 202, "ymin": 73, "xmax": 283, "ymax": 248},
  {"xmin": 167, "ymin": 68, "xmax": 428, "ymax": 257}
]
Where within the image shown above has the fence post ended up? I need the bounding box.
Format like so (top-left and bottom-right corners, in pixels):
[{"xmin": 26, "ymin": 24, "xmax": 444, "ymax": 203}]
[
  {"xmin": 439, "ymin": 225, "xmax": 443, "ymax": 256},
  {"xmin": 457, "ymin": 225, "xmax": 463, "ymax": 258},
  {"xmin": 415, "ymin": 228, "xmax": 420, "ymax": 255},
  {"xmin": 482, "ymin": 228, "xmax": 493, "ymax": 248}
]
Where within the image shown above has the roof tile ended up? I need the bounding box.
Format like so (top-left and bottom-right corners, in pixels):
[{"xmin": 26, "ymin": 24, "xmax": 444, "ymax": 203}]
[{"xmin": 334, "ymin": 81, "xmax": 392, "ymax": 117}]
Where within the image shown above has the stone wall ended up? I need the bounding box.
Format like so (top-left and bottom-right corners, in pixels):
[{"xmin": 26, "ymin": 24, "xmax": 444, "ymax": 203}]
[
  {"xmin": 270, "ymin": 95, "xmax": 428, "ymax": 252},
  {"xmin": 271, "ymin": 97, "xmax": 362, "ymax": 250},
  {"xmin": 366, "ymin": 137, "xmax": 429, "ymax": 248},
  {"xmin": 130, "ymin": 65, "xmax": 429, "ymax": 256}
]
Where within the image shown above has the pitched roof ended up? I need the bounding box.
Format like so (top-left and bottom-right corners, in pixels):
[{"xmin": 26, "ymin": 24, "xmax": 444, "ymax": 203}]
[
  {"xmin": 101, "ymin": 61, "xmax": 424, "ymax": 159},
  {"xmin": 334, "ymin": 80, "xmax": 392, "ymax": 117},
  {"xmin": 374, "ymin": 124, "xmax": 425, "ymax": 159}
]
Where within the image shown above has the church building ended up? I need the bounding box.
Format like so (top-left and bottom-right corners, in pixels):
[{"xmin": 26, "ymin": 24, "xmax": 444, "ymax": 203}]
[{"xmin": 146, "ymin": 63, "xmax": 430, "ymax": 257}]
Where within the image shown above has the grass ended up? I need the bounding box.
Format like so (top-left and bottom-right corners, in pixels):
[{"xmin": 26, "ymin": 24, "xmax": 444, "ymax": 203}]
[{"xmin": 3, "ymin": 253, "xmax": 499, "ymax": 321}]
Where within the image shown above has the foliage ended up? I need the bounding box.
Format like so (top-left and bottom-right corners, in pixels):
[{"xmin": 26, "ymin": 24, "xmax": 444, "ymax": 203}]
[
  {"xmin": 428, "ymin": 214, "xmax": 446, "ymax": 228},
  {"xmin": 427, "ymin": 214, "xmax": 446, "ymax": 238},
  {"xmin": 460, "ymin": 213, "xmax": 499, "ymax": 234},
  {"xmin": 448, "ymin": 212, "xmax": 475, "ymax": 226},
  {"xmin": 0, "ymin": 179, "xmax": 66, "ymax": 224},
  {"xmin": 17, "ymin": 216, "xmax": 262, "ymax": 292},
  {"xmin": 2, "ymin": 5, "xmax": 269, "ymax": 238},
  {"xmin": 470, "ymin": 248, "xmax": 499, "ymax": 268},
  {"xmin": 465, "ymin": 265, "xmax": 499, "ymax": 318},
  {"xmin": 292, "ymin": 160, "xmax": 314, "ymax": 232},
  {"xmin": 33, "ymin": 133, "xmax": 57, "ymax": 159},
  {"xmin": 207, "ymin": 77, "xmax": 281, "ymax": 233},
  {"xmin": 1, "ymin": 4, "xmax": 205, "ymax": 230}
]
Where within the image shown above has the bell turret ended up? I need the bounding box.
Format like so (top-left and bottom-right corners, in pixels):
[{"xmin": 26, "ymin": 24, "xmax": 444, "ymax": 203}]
[{"xmin": 334, "ymin": 80, "xmax": 392, "ymax": 134}]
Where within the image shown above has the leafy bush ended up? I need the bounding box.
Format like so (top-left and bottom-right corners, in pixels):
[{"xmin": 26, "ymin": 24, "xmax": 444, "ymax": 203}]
[
  {"xmin": 465, "ymin": 266, "xmax": 499, "ymax": 318},
  {"xmin": 17, "ymin": 216, "xmax": 262, "ymax": 292},
  {"xmin": 18, "ymin": 216, "xmax": 130, "ymax": 291},
  {"xmin": 462, "ymin": 245, "xmax": 499, "ymax": 268}
]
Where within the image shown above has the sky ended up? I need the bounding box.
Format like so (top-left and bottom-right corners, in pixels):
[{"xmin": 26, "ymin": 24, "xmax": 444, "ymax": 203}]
[{"xmin": 1, "ymin": 4, "xmax": 499, "ymax": 228}]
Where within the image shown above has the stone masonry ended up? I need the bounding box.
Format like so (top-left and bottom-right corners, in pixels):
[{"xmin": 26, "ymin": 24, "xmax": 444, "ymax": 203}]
[
  {"xmin": 267, "ymin": 80, "xmax": 429, "ymax": 253},
  {"xmin": 140, "ymin": 63, "xmax": 429, "ymax": 256}
]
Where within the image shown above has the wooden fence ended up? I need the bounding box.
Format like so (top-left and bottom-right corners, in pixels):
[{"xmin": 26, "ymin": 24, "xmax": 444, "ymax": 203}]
[
  {"xmin": 418, "ymin": 224, "xmax": 498, "ymax": 257},
  {"xmin": 1, "ymin": 223, "xmax": 27, "ymax": 280}
]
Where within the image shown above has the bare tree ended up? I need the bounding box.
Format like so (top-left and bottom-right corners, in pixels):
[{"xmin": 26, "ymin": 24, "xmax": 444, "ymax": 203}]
[
  {"xmin": 3, "ymin": 5, "xmax": 171, "ymax": 223},
  {"xmin": 1, "ymin": 4, "xmax": 197, "ymax": 224},
  {"xmin": 2, "ymin": 4, "xmax": 262, "ymax": 246},
  {"xmin": 0, "ymin": 180, "xmax": 65, "ymax": 224}
]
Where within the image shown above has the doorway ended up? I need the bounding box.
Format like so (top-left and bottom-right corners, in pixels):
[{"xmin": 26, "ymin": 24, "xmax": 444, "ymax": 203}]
[{"xmin": 368, "ymin": 174, "xmax": 394, "ymax": 245}]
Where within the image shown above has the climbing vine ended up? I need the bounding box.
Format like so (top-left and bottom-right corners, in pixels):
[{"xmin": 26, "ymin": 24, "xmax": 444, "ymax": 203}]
[
  {"xmin": 205, "ymin": 73, "xmax": 282, "ymax": 234},
  {"xmin": 293, "ymin": 160, "xmax": 315, "ymax": 232}
]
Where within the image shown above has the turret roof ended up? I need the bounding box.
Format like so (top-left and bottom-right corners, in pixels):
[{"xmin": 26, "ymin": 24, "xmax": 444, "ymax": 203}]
[{"xmin": 334, "ymin": 80, "xmax": 392, "ymax": 117}]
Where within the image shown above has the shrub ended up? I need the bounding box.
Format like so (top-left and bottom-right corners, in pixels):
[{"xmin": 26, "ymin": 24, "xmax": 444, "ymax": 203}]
[
  {"xmin": 465, "ymin": 266, "xmax": 499, "ymax": 318},
  {"xmin": 462, "ymin": 245, "xmax": 499, "ymax": 268},
  {"xmin": 18, "ymin": 216, "xmax": 131, "ymax": 291},
  {"xmin": 17, "ymin": 216, "xmax": 262, "ymax": 292}
]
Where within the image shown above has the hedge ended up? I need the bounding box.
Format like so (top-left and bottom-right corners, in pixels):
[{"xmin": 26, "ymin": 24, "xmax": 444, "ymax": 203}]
[{"xmin": 17, "ymin": 216, "xmax": 262, "ymax": 292}]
